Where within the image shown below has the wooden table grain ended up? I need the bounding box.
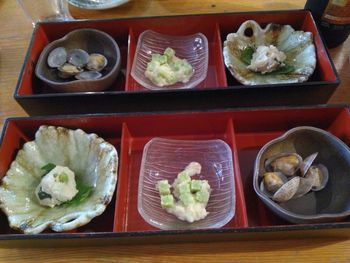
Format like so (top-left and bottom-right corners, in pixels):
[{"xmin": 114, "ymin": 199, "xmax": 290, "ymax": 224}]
[{"xmin": 0, "ymin": 0, "xmax": 350, "ymax": 262}]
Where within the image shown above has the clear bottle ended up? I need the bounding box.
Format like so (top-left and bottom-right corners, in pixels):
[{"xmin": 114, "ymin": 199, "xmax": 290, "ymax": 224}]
[{"xmin": 305, "ymin": 0, "xmax": 350, "ymax": 48}]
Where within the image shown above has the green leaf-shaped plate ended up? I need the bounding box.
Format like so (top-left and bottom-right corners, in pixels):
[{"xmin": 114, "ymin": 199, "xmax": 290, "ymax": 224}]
[
  {"xmin": 0, "ymin": 126, "xmax": 118, "ymax": 234},
  {"xmin": 223, "ymin": 20, "xmax": 316, "ymax": 85}
]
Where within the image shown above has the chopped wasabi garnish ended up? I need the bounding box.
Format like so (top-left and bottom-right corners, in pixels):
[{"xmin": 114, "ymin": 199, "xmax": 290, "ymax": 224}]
[
  {"xmin": 161, "ymin": 194, "xmax": 174, "ymax": 208},
  {"xmin": 157, "ymin": 180, "xmax": 171, "ymax": 195},
  {"xmin": 156, "ymin": 162, "xmax": 211, "ymax": 223},
  {"xmin": 145, "ymin": 47, "xmax": 194, "ymax": 87},
  {"xmin": 190, "ymin": 180, "xmax": 202, "ymax": 193},
  {"xmin": 179, "ymin": 192, "xmax": 195, "ymax": 206},
  {"xmin": 195, "ymin": 189, "xmax": 210, "ymax": 204},
  {"xmin": 178, "ymin": 181, "xmax": 191, "ymax": 195},
  {"xmin": 58, "ymin": 172, "xmax": 69, "ymax": 184},
  {"xmin": 178, "ymin": 171, "xmax": 190, "ymax": 182}
]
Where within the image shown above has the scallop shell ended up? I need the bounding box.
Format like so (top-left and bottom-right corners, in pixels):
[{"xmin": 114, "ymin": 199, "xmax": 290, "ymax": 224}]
[
  {"xmin": 0, "ymin": 126, "xmax": 118, "ymax": 234},
  {"xmin": 223, "ymin": 20, "xmax": 316, "ymax": 85}
]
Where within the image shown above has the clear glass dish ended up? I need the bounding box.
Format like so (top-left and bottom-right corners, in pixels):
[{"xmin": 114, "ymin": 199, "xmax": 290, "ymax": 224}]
[
  {"xmin": 131, "ymin": 30, "xmax": 209, "ymax": 90},
  {"xmin": 138, "ymin": 138, "xmax": 235, "ymax": 230}
]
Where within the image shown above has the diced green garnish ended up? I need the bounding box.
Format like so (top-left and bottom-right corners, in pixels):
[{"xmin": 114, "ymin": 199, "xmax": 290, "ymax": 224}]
[
  {"xmin": 179, "ymin": 192, "xmax": 195, "ymax": 206},
  {"xmin": 161, "ymin": 194, "xmax": 174, "ymax": 208},
  {"xmin": 178, "ymin": 182, "xmax": 191, "ymax": 195},
  {"xmin": 152, "ymin": 53, "xmax": 167, "ymax": 64},
  {"xmin": 195, "ymin": 189, "xmax": 210, "ymax": 204},
  {"xmin": 241, "ymin": 46, "xmax": 254, "ymax": 65},
  {"xmin": 164, "ymin": 47, "xmax": 175, "ymax": 58},
  {"xmin": 190, "ymin": 180, "xmax": 202, "ymax": 193},
  {"xmin": 58, "ymin": 172, "xmax": 69, "ymax": 184},
  {"xmin": 41, "ymin": 163, "xmax": 56, "ymax": 175},
  {"xmin": 145, "ymin": 48, "xmax": 194, "ymax": 87},
  {"xmin": 157, "ymin": 180, "xmax": 171, "ymax": 195},
  {"xmin": 177, "ymin": 171, "xmax": 190, "ymax": 182},
  {"xmin": 37, "ymin": 188, "xmax": 52, "ymax": 200}
]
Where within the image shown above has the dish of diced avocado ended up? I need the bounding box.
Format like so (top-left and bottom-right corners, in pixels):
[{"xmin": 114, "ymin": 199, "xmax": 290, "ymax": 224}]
[
  {"xmin": 156, "ymin": 162, "xmax": 211, "ymax": 223},
  {"xmin": 145, "ymin": 47, "xmax": 194, "ymax": 87}
]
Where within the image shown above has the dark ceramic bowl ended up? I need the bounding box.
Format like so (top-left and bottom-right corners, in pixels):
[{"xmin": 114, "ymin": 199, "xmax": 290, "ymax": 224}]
[
  {"xmin": 253, "ymin": 126, "xmax": 350, "ymax": 224},
  {"xmin": 35, "ymin": 28, "xmax": 121, "ymax": 93}
]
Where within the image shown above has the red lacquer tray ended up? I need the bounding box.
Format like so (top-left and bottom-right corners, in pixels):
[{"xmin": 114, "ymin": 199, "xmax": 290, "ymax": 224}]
[
  {"xmin": 14, "ymin": 10, "xmax": 339, "ymax": 116},
  {"xmin": 0, "ymin": 105, "xmax": 350, "ymax": 247}
]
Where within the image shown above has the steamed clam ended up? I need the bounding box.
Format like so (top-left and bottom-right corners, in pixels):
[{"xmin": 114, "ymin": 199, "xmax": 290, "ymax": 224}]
[
  {"xmin": 305, "ymin": 164, "xmax": 329, "ymax": 191},
  {"xmin": 58, "ymin": 63, "xmax": 83, "ymax": 77},
  {"xmin": 67, "ymin": 49, "xmax": 89, "ymax": 68},
  {"xmin": 75, "ymin": 71, "xmax": 102, "ymax": 80},
  {"xmin": 87, "ymin": 53, "xmax": 108, "ymax": 72},
  {"xmin": 263, "ymin": 172, "xmax": 287, "ymax": 194},
  {"xmin": 260, "ymin": 152, "xmax": 329, "ymax": 203},
  {"xmin": 272, "ymin": 176, "xmax": 300, "ymax": 203},
  {"xmin": 46, "ymin": 47, "xmax": 108, "ymax": 81},
  {"xmin": 47, "ymin": 47, "xmax": 67, "ymax": 68},
  {"xmin": 265, "ymin": 153, "xmax": 302, "ymax": 176}
]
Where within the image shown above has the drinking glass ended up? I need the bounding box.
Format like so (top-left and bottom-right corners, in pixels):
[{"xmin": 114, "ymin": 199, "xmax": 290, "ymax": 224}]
[{"xmin": 17, "ymin": 0, "xmax": 73, "ymax": 27}]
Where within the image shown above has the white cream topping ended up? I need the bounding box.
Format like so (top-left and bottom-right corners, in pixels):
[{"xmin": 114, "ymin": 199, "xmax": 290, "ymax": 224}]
[
  {"xmin": 35, "ymin": 165, "xmax": 78, "ymax": 208},
  {"xmin": 247, "ymin": 45, "xmax": 286, "ymax": 74}
]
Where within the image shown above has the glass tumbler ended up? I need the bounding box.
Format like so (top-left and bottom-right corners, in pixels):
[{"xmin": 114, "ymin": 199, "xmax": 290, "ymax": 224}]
[{"xmin": 17, "ymin": 0, "xmax": 73, "ymax": 26}]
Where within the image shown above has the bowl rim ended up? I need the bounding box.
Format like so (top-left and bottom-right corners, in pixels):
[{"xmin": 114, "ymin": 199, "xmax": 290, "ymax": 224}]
[
  {"xmin": 67, "ymin": 0, "xmax": 129, "ymax": 10},
  {"xmin": 253, "ymin": 126, "xmax": 350, "ymax": 221},
  {"xmin": 137, "ymin": 137, "xmax": 235, "ymax": 230},
  {"xmin": 130, "ymin": 29, "xmax": 209, "ymax": 91},
  {"xmin": 35, "ymin": 28, "xmax": 121, "ymax": 87}
]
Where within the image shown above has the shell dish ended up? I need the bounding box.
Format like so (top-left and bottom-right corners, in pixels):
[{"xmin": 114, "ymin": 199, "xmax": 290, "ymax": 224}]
[
  {"xmin": 223, "ymin": 20, "xmax": 316, "ymax": 85},
  {"xmin": 253, "ymin": 126, "xmax": 350, "ymax": 224},
  {"xmin": 0, "ymin": 126, "xmax": 118, "ymax": 234}
]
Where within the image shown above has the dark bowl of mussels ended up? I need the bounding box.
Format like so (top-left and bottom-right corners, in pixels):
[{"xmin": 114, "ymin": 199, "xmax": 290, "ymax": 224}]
[
  {"xmin": 35, "ymin": 28, "xmax": 121, "ymax": 93},
  {"xmin": 253, "ymin": 126, "xmax": 350, "ymax": 224}
]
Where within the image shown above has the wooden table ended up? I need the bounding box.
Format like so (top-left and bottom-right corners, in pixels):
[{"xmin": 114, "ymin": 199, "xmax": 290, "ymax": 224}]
[{"xmin": 0, "ymin": 0, "xmax": 350, "ymax": 262}]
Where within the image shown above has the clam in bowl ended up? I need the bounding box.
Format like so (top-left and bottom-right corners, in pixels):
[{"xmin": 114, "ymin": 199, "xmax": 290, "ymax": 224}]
[
  {"xmin": 253, "ymin": 126, "xmax": 350, "ymax": 224},
  {"xmin": 35, "ymin": 28, "xmax": 121, "ymax": 93},
  {"xmin": 0, "ymin": 126, "xmax": 118, "ymax": 234},
  {"xmin": 223, "ymin": 20, "xmax": 316, "ymax": 85}
]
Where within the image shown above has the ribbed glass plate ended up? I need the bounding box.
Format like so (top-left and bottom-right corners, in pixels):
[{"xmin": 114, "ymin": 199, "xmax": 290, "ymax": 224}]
[
  {"xmin": 131, "ymin": 30, "xmax": 209, "ymax": 90},
  {"xmin": 138, "ymin": 138, "xmax": 235, "ymax": 230}
]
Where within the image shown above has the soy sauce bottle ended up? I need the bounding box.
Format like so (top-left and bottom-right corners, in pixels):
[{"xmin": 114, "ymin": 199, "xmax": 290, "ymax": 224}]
[{"xmin": 305, "ymin": 0, "xmax": 350, "ymax": 48}]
